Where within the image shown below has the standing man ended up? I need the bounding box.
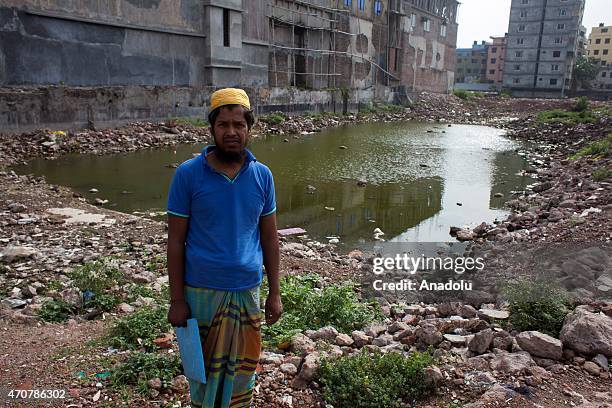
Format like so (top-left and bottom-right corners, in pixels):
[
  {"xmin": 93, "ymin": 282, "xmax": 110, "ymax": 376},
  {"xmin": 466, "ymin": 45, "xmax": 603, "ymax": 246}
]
[{"xmin": 166, "ymin": 88, "xmax": 282, "ymax": 408}]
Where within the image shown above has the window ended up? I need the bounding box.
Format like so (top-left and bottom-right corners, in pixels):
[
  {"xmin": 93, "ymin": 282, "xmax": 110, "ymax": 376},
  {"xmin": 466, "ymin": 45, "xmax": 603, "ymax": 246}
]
[
  {"xmin": 559, "ymin": 9, "xmax": 567, "ymax": 16},
  {"xmin": 514, "ymin": 64, "xmax": 521, "ymax": 70},
  {"xmin": 471, "ymin": 59, "xmax": 477, "ymax": 63},
  {"xmin": 489, "ymin": 69, "xmax": 495, "ymax": 74},
  {"xmin": 603, "ymin": 72, "xmax": 608, "ymax": 78},
  {"xmin": 481, "ymin": 69, "xmax": 486, "ymax": 74},
  {"xmin": 521, "ymin": 0, "xmax": 528, "ymax": 4},
  {"xmin": 549, "ymin": 79, "xmax": 558, "ymax": 85},
  {"xmin": 515, "ymin": 51, "xmax": 523, "ymax": 57},
  {"xmin": 551, "ymin": 64, "xmax": 559, "ymax": 71},
  {"xmin": 423, "ymin": 18, "xmax": 430, "ymax": 32},
  {"xmin": 344, "ymin": 0, "xmax": 351, "ymax": 6},
  {"xmin": 520, "ymin": 10, "xmax": 527, "ymax": 18},
  {"xmin": 519, "ymin": 24, "xmax": 526, "ymax": 32},
  {"xmin": 602, "ymin": 28, "xmax": 609, "ymax": 33},
  {"xmin": 223, "ymin": 8, "xmax": 230, "ymax": 47},
  {"xmin": 605, "ymin": 49, "xmax": 609, "ymax": 55},
  {"xmin": 491, "ymin": 58, "xmax": 497, "ymax": 64},
  {"xmin": 482, "ymin": 59, "xmax": 487, "ymax": 64},
  {"xmin": 358, "ymin": 0, "xmax": 365, "ymax": 10},
  {"xmin": 410, "ymin": 13, "xmax": 417, "ymax": 28},
  {"xmin": 596, "ymin": 39, "xmax": 601, "ymax": 44},
  {"xmin": 602, "ymin": 60, "xmax": 607, "ymax": 66},
  {"xmin": 517, "ymin": 38, "xmax": 524, "ymax": 45},
  {"xmin": 594, "ymin": 50, "xmax": 600, "ymax": 55},
  {"xmin": 440, "ymin": 24, "xmax": 447, "ymax": 37},
  {"xmin": 557, "ymin": 23, "xmax": 565, "ymax": 30},
  {"xmin": 553, "ymin": 50, "xmax": 561, "ymax": 57},
  {"xmin": 492, "ymin": 47, "xmax": 498, "ymax": 53},
  {"xmin": 555, "ymin": 37, "xmax": 562, "ymax": 44},
  {"xmin": 374, "ymin": 0, "xmax": 382, "ymax": 15},
  {"xmin": 466, "ymin": 68, "xmax": 472, "ymax": 73},
  {"xmin": 513, "ymin": 78, "xmax": 521, "ymax": 84},
  {"xmin": 606, "ymin": 38, "xmax": 611, "ymax": 44}
]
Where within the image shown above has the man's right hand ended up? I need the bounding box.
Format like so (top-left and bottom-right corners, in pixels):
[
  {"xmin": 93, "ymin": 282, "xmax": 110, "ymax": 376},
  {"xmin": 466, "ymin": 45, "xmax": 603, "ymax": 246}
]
[{"xmin": 168, "ymin": 300, "xmax": 190, "ymax": 327}]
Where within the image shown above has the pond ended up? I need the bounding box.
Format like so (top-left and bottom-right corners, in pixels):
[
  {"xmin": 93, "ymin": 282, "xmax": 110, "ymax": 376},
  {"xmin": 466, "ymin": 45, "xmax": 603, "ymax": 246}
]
[{"xmin": 17, "ymin": 121, "xmax": 534, "ymax": 248}]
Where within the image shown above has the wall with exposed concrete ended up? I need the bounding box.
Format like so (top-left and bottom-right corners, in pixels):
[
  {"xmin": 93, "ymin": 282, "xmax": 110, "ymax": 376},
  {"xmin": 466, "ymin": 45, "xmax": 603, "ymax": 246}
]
[
  {"xmin": 0, "ymin": 84, "xmax": 397, "ymax": 132},
  {"xmin": 0, "ymin": 2, "xmax": 207, "ymax": 86}
]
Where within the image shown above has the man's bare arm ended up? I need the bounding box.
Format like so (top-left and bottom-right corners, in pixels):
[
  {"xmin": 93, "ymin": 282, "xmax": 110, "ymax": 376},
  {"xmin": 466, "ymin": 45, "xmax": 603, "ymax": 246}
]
[
  {"xmin": 167, "ymin": 215, "xmax": 190, "ymax": 327},
  {"xmin": 260, "ymin": 213, "xmax": 282, "ymax": 324}
]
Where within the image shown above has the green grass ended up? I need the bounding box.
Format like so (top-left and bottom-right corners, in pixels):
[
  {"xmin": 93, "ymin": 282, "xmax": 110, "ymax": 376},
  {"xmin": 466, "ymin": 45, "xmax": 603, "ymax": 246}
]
[
  {"xmin": 570, "ymin": 134, "xmax": 611, "ymax": 160},
  {"xmin": 107, "ymin": 306, "xmax": 171, "ymax": 351},
  {"xmin": 259, "ymin": 113, "xmax": 286, "ymax": 125},
  {"xmin": 593, "ymin": 166, "xmax": 612, "ymax": 181},
  {"xmin": 501, "ymin": 279, "xmax": 572, "ymax": 337},
  {"xmin": 537, "ymin": 108, "xmax": 598, "ymax": 125},
  {"xmin": 453, "ymin": 89, "xmax": 485, "ymax": 100},
  {"xmin": 110, "ymin": 352, "xmax": 181, "ymax": 394},
  {"xmin": 358, "ymin": 103, "xmax": 405, "ymax": 115},
  {"xmin": 499, "ymin": 89, "xmax": 512, "ymax": 98},
  {"xmin": 170, "ymin": 117, "xmax": 208, "ymax": 127},
  {"xmin": 319, "ymin": 349, "xmax": 434, "ymax": 408},
  {"xmin": 261, "ymin": 274, "xmax": 381, "ymax": 347}
]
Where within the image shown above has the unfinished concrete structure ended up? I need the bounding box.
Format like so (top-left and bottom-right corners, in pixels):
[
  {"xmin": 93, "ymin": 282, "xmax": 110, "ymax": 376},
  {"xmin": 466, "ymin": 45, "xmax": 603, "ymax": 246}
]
[
  {"xmin": 0, "ymin": 0, "xmax": 459, "ymax": 130},
  {"xmin": 503, "ymin": 0, "xmax": 585, "ymax": 98}
]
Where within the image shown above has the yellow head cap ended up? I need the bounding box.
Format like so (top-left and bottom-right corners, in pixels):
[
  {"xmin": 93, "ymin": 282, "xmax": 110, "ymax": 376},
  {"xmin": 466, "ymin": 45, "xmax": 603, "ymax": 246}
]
[{"xmin": 210, "ymin": 88, "xmax": 251, "ymax": 112}]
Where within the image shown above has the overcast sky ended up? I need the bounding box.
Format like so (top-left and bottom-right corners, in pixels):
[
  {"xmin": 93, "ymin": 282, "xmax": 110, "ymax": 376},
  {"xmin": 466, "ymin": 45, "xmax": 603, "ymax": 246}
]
[{"xmin": 456, "ymin": 0, "xmax": 612, "ymax": 48}]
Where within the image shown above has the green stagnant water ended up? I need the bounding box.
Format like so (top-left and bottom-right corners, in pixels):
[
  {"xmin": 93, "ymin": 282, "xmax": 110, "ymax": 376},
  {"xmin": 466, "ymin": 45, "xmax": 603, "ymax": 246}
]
[{"xmin": 17, "ymin": 121, "xmax": 534, "ymax": 247}]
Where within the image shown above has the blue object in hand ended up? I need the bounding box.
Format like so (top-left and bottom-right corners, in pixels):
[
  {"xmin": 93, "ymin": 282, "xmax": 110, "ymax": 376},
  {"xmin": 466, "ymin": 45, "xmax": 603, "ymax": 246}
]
[{"xmin": 175, "ymin": 318, "xmax": 207, "ymax": 384}]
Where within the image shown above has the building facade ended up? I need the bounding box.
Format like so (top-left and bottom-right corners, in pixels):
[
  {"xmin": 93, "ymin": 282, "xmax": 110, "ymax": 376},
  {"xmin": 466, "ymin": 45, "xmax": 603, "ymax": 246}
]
[
  {"xmin": 587, "ymin": 23, "xmax": 612, "ymax": 65},
  {"xmin": 455, "ymin": 41, "xmax": 488, "ymax": 83},
  {"xmin": 0, "ymin": 0, "xmax": 459, "ymax": 94},
  {"xmin": 503, "ymin": 0, "xmax": 585, "ymax": 98},
  {"xmin": 486, "ymin": 35, "xmax": 507, "ymax": 85}
]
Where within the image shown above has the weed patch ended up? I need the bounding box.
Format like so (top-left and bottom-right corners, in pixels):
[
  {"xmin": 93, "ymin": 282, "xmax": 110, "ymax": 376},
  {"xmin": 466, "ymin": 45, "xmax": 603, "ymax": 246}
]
[
  {"xmin": 107, "ymin": 306, "xmax": 171, "ymax": 351},
  {"xmin": 501, "ymin": 279, "xmax": 572, "ymax": 337},
  {"xmin": 170, "ymin": 117, "xmax": 208, "ymax": 127},
  {"xmin": 38, "ymin": 299, "xmax": 77, "ymax": 323},
  {"xmin": 262, "ymin": 275, "xmax": 381, "ymax": 347},
  {"xmin": 537, "ymin": 109, "xmax": 597, "ymax": 125},
  {"xmin": 110, "ymin": 352, "xmax": 181, "ymax": 394},
  {"xmin": 570, "ymin": 134, "xmax": 611, "ymax": 160},
  {"xmin": 260, "ymin": 112, "xmax": 286, "ymax": 125},
  {"xmin": 593, "ymin": 166, "xmax": 612, "ymax": 181},
  {"xmin": 319, "ymin": 349, "xmax": 434, "ymax": 408}
]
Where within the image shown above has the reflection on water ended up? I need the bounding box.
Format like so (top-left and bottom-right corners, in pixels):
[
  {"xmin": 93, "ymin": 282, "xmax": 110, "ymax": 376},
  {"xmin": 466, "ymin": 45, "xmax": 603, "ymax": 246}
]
[{"xmin": 15, "ymin": 121, "xmax": 534, "ymax": 247}]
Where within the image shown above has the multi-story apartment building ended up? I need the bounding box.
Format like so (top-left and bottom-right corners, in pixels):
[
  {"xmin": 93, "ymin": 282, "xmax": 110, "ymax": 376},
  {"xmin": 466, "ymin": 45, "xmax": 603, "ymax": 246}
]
[
  {"xmin": 587, "ymin": 23, "xmax": 612, "ymax": 65},
  {"xmin": 455, "ymin": 41, "xmax": 489, "ymax": 83},
  {"xmin": 486, "ymin": 35, "xmax": 507, "ymax": 85},
  {"xmin": 503, "ymin": 0, "xmax": 586, "ymax": 98}
]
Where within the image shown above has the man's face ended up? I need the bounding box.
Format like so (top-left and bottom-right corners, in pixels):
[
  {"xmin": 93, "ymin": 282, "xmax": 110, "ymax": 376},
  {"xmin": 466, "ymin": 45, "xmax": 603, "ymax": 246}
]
[{"xmin": 211, "ymin": 106, "xmax": 249, "ymax": 163}]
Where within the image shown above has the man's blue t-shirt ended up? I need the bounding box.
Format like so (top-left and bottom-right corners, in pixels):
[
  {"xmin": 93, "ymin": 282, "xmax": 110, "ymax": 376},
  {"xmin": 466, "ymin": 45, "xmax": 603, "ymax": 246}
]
[{"xmin": 167, "ymin": 146, "xmax": 276, "ymax": 291}]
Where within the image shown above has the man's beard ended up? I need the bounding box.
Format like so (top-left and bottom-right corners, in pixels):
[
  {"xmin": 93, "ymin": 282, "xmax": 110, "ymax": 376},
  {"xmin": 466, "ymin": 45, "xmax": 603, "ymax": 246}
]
[{"xmin": 215, "ymin": 144, "xmax": 246, "ymax": 163}]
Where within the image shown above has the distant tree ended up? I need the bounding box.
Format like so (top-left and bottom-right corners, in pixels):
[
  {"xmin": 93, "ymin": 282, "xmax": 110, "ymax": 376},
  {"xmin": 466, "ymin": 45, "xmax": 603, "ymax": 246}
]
[{"xmin": 572, "ymin": 56, "xmax": 601, "ymax": 92}]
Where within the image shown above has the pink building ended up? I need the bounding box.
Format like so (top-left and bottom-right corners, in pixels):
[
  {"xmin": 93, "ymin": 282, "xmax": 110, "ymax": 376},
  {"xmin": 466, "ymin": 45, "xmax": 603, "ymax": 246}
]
[{"xmin": 486, "ymin": 35, "xmax": 507, "ymax": 85}]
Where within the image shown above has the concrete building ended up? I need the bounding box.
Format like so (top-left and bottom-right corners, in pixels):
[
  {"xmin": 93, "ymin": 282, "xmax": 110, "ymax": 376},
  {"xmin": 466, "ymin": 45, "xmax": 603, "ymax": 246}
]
[
  {"xmin": 578, "ymin": 25, "xmax": 587, "ymax": 57},
  {"xmin": 455, "ymin": 41, "xmax": 488, "ymax": 83},
  {"xmin": 0, "ymin": 0, "xmax": 460, "ymax": 130},
  {"xmin": 503, "ymin": 0, "xmax": 586, "ymax": 98},
  {"xmin": 587, "ymin": 23, "xmax": 612, "ymax": 65},
  {"xmin": 486, "ymin": 35, "xmax": 507, "ymax": 86}
]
